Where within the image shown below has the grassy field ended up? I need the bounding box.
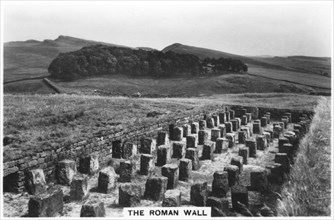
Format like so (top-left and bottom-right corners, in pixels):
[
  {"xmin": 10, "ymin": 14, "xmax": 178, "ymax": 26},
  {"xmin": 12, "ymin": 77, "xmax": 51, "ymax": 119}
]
[
  {"xmin": 4, "ymin": 79, "xmax": 56, "ymax": 94},
  {"xmin": 3, "ymin": 93, "xmax": 320, "ymax": 160},
  {"xmin": 248, "ymin": 65, "xmax": 331, "ymax": 89},
  {"xmin": 277, "ymin": 97, "xmax": 331, "ymax": 216},
  {"xmin": 51, "ymin": 74, "xmax": 317, "ymax": 97}
]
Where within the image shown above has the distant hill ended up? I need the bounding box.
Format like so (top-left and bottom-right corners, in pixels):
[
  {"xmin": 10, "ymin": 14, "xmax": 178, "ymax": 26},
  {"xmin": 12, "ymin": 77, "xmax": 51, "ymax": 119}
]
[
  {"xmin": 3, "ymin": 35, "xmax": 331, "ymax": 95},
  {"xmin": 162, "ymin": 43, "xmax": 331, "ymax": 76},
  {"xmin": 4, "ymin": 35, "xmax": 129, "ymax": 82}
]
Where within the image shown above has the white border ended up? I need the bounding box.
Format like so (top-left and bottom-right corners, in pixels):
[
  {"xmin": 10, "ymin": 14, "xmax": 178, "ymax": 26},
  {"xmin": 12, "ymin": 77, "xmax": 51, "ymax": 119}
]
[{"xmin": 0, "ymin": 1, "xmax": 333, "ymax": 220}]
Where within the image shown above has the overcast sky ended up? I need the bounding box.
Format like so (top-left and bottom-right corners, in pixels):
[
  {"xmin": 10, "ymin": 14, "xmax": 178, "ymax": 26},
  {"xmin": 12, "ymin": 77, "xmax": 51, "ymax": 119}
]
[{"xmin": 2, "ymin": 1, "xmax": 333, "ymax": 57}]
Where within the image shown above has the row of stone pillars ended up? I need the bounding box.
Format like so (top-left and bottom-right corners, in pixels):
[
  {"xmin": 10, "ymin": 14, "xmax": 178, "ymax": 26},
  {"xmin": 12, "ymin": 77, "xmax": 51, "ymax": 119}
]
[{"xmin": 23, "ymin": 108, "xmax": 311, "ymax": 217}]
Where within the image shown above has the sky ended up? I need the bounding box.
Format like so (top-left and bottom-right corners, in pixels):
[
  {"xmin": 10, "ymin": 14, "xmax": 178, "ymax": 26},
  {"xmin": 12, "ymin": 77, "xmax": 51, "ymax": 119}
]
[{"xmin": 2, "ymin": 1, "xmax": 333, "ymax": 57}]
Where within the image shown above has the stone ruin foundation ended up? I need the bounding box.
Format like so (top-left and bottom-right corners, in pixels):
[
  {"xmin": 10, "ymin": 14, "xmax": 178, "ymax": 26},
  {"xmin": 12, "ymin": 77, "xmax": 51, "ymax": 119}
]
[{"xmin": 2, "ymin": 105, "xmax": 314, "ymax": 217}]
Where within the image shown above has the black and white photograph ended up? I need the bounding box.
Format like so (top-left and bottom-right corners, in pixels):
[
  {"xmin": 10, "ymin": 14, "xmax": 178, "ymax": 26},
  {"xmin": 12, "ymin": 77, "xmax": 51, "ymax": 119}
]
[{"xmin": 1, "ymin": 0, "xmax": 332, "ymax": 218}]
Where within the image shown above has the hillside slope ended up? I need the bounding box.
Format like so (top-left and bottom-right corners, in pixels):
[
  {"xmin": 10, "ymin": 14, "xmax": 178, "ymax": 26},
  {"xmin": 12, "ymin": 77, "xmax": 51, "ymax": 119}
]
[
  {"xmin": 163, "ymin": 43, "xmax": 331, "ymax": 76},
  {"xmin": 4, "ymin": 35, "xmax": 129, "ymax": 82}
]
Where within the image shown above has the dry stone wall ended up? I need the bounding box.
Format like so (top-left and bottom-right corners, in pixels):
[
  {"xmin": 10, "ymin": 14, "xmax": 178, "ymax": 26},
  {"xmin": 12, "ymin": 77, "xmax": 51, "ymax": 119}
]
[{"xmin": 3, "ymin": 105, "xmax": 224, "ymax": 192}]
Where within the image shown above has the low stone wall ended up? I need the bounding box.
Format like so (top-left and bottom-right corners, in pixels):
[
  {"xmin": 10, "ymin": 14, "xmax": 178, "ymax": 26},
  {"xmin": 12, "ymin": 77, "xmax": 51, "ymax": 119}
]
[{"xmin": 3, "ymin": 105, "xmax": 226, "ymax": 192}]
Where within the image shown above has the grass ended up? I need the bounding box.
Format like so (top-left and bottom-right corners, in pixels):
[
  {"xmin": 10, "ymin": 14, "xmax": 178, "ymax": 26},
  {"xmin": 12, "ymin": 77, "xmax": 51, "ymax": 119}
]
[
  {"xmin": 248, "ymin": 65, "xmax": 331, "ymax": 89},
  {"xmin": 51, "ymin": 73, "xmax": 317, "ymax": 97},
  {"xmin": 277, "ymin": 97, "xmax": 331, "ymax": 216},
  {"xmin": 3, "ymin": 93, "xmax": 320, "ymax": 162},
  {"xmin": 4, "ymin": 79, "xmax": 56, "ymax": 94}
]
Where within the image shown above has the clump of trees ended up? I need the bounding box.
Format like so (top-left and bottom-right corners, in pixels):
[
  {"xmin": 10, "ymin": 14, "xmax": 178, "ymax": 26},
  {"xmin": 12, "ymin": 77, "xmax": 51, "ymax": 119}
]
[
  {"xmin": 48, "ymin": 45, "xmax": 247, "ymax": 81},
  {"xmin": 202, "ymin": 57, "xmax": 248, "ymax": 73}
]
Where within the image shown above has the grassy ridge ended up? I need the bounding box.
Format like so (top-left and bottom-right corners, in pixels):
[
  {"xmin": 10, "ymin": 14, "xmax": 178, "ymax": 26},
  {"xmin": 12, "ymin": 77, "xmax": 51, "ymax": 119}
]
[{"xmin": 277, "ymin": 97, "xmax": 331, "ymax": 216}]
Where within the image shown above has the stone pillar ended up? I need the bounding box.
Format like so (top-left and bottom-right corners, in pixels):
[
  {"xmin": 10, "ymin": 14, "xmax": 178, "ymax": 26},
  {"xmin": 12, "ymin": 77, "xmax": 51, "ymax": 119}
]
[
  {"xmin": 241, "ymin": 115, "xmax": 248, "ymax": 126},
  {"xmin": 260, "ymin": 117, "xmax": 267, "ymax": 127},
  {"xmin": 246, "ymin": 139, "xmax": 257, "ymax": 157},
  {"xmin": 185, "ymin": 148, "xmax": 200, "ymax": 170},
  {"xmin": 218, "ymin": 124, "xmax": 226, "ymax": 137},
  {"xmin": 198, "ymin": 130, "xmax": 209, "ymax": 145},
  {"xmin": 240, "ymin": 109, "xmax": 247, "ymax": 116},
  {"xmin": 256, "ymin": 135, "xmax": 267, "ymax": 151},
  {"xmin": 231, "ymin": 185, "xmax": 248, "ymax": 212},
  {"xmin": 79, "ymin": 153, "xmax": 99, "ymax": 175},
  {"xmin": 247, "ymin": 123, "xmax": 253, "ymax": 137},
  {"xmin": 246, "ymin": 113, "xmax": 252, "ymax": 122},
  {"xmin": 179, "ymin": 159, "xmax": 192, "ymax": 182},
  {"xmin": 70, "ymin": 174, "xmax": 89, "ymax": 201},
  {"xmin": 281, "ymin": 118, "xmax": 288, "ymax": 129},
  {"xmin": 215, "ymin": 138, "xmax": 228, "ymax": 153},
  {"xmin": 186, "ymin": 135, "xmax": 197, "ymax": 148},
  {"xmin": 162, "ymin": 164, "xmax": 179, "ymax": 189},
  {"xmin": 80, "ymin": 200, "xmax": 105, "ymax": 217},
  {"xmin": 201, "ymin": 142, "xmax": 215, "ymax": 160},
  {"xmin": 119, "ymin": 183, "xmax": 141, "ymax": 207},
  {"xmin": 224, "ymin": 165, "xmax": 239, "ymax": 187},
  {"xmin": 268, "ymin": 163, "xmax": 284, "ymax": 184},
  {"xmin": 140, "ymin": 137, "xmax": 156, "ymax": 155},
  {"xmin": 235, "ymin": 118, "xmax": 241, "ymax": 130},
  {"xmin": 285, "ymin": 112, "xmax": 292, "ymax": 123},
  {"xmin": 181, "ymin": 125, "xmax": 190, "ymax": 138},
  {"xmin": 279, "ymin": 143, "xmax": 294, "ymax": 161},
  {"xmin": 169, "ymin": 124, "xmax": 175, "ymax": 141},
  {"xmin": 199, "ymin": 120, "xmax": 206, "ymax": 130},
  {"xmin": 278, "ymin": 137, "xmax": 289, "ymax": 149},
  {"xmin": 253, "ymin": 122, "xmax": 261, "ymax": 134},
  {"xmin": 140, "ymin": 154, "xmax": 155, "ymax": 175},
  {"xmin": 275, "ymin": 153, "xmax": 290, "ymax": 173},
  {"xmin": 25, "ymin": 169, "xmax": 47, "ymax": 196},
  {"xmin": 264, "ymin": 114, "xmax": 270, "ymax": 124},
  {"xmin": 273, "ymin": 125, "xmax": 282, "ymax": 138},
  {"xmin": 123, "ymin": 142, "xmax": 137, "ymax": 159},
  {"xmin": 225, "ymin": 122, "xmax": 232, "ymax": 133},
  {"xmin": 157, "ymin": 145, "xmax": 171, "ymax": 166},
  {"xmin": 225, "ymin": 111, "xmax": 230, "ymax": 122},
  {"xmin": 157, "ymin": 131, "xmax": 169, "ymax": 146},
  {"xmin": 190, "ymin": 181, "xmax": 208, "ymax": 206},
  {"xmin": 226, "ymin": 133, "xmax": 236, "ymax": 148},
  {"xmin": 98, "ymin": 167, "xmax": 118, "ymax": 193},
  {"xmin": 206, "ymin": 197, "xmax": 229, "ymax": 217},
  {"xmin": 112, "ymin": 140, "xmax": 122, "ymax": 159},
  {"xmin": 212, "ymin": 115, "xmax": 220, "ymax": 127},
  {"xmin": 212, "ymin": 171, "xmax": 229, "ymax": 197},
  {"xmin": 191, "ymin": 122, "xmax": 199, "ymax": 134},
  {"xmin": 219, "ymin": 112, "xmax": 226, "ymax": 124},
  {"xmin": 173, "ymin": 127, "xmax": 183, "ymax": 141},
  {"xmin": 250, "ymin": 167, "xmax": 269, "ymax": 192},
  {"xmin": 231, "ymin": 156, "xmax": 243, "ymax": 173},
  {"xmin": 279, "ymin": 122, "xmax": 286, "ymax": 130},
  {"xmin": 230, "ymin": 119, "xmax": 238, "ymax": 132},
  {"xmin": 229, "ymin": 110, "xmax": 235, "ymax": 119},
  {"xmin": 206, "ymin": 117, "xmax": 214, "ymax": 129},
  {"xmin": 57, "ymin": 159, "xmax": 76, "ymax": 186},
  {"xmin": 28, "ymin": 186, "xmax": 63, "ymax": 217},
  {"xmin": 211, "ymin": 128, "xmax": 221, "ymax": 141},
  {"xmin": 119, "ymin": 161, "xmax": 132, "ymax": 182},
  {"xmin": 240, "ymin": 126, "xmax": 250, "ymax": 139},
  {"xmin": 144, "ymin": 176, "xmax": 168, "ymax": 201},
  {"xmin": 172, "ymin": 142, "xmax": 185, "ymax": 159},
  {"xmin": 263, "ymin": 130, "xmax": 273, "ymax": 143},
  {"xmin": 238, "ymin": 131, "xmax": 246, "ymax": 144},
  {"xmin": 162, "ymin": 189, "xmax": 181, "ymax": 207},
  {"xmin": 238, "ymin": 147, "xmax": 249, "ymax": 165}
]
